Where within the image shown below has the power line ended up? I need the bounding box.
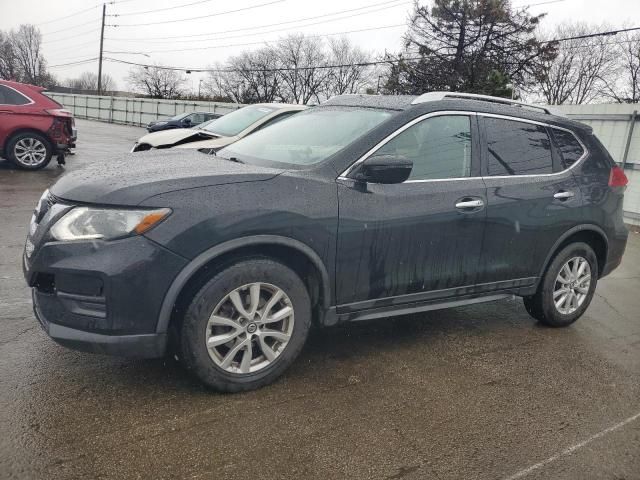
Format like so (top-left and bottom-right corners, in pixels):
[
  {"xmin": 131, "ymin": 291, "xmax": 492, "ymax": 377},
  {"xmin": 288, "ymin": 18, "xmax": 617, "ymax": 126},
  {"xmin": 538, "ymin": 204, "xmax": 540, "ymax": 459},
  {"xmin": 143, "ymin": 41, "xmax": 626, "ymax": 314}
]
[
  {"xmin": 35, "ymin": 4, "xmax": 98, "ymax": 26},
  {"xmin": 43, "ymin": 27, "xmax": 101, "ymax": 46},
  {"xmin": 97, "ymin": 24, "xmax": 640, "ymax": 74},
  {"xmin": 104, "ymin": 0, "xmax": 407, "ymax": 41},
  {"xmin": 103, "ymin": 55, "xmax": 421, "ymax": 73},
  {"xmin": 107, "ymin": 0, "xmax": 285, "ymax": 27},
  {"xmin": 41, "ymin": 18, "xmax": 101, "ymax": 36},
  {"xmin": 543, "ymin": 26, "xmax": 640, "ymax": 43},
  {"xmin": 106, "ymin": 0, "xmax": 410, "ymax": 45},
  {"xmin": 47, "ymin": 22, "xmax": 402, "ymax": 62},
  {"xmin": 110, "ymin": 23, "xmax": 407, "ymax": 54},
  {"xmin": 49, "ymin": 57, "xmax": 99, "ymax": 68},
  {"xmin": 108, "ymin": 0, "xmax": 223, "ymax": 17},
  {"xmin": 524, "ymin": 0, "xmax": 566, "ymax": 7}
]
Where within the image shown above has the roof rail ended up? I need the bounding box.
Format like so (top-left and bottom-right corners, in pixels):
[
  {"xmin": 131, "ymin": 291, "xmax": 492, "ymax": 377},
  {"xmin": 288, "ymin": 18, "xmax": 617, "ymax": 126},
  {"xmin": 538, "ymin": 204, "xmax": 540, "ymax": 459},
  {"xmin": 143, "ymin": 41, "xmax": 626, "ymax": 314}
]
[{"xmin": 411, "ymin": 91, "xmax": 554, "ymax": 115}]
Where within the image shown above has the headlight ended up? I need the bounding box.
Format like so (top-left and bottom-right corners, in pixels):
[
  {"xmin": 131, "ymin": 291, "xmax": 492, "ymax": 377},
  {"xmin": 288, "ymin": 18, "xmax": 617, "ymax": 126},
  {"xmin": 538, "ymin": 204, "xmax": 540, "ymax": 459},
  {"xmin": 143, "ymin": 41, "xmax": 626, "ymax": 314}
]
[{"xmin": 50, "ymin": 207, "xmax": 171, "ymax": 241}]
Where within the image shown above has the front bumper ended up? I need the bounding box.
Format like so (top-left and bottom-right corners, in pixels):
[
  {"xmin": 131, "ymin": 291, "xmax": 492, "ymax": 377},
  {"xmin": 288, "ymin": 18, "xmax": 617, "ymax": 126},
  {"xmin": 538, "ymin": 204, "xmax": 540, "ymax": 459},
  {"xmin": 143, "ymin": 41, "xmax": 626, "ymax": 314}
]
[
  {"xmin": 24, "ymin": 228, "xmax": 188, "ymax": 358},
  {"xmin": 33, "ymin": 290, "xmax": 167, "ymax": 358}
]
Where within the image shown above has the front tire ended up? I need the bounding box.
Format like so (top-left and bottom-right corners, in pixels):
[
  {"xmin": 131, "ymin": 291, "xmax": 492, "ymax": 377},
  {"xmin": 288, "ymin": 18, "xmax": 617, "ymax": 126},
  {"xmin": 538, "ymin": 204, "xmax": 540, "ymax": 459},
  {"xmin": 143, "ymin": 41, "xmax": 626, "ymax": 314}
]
[
  {"xmin": 7, "ymin": 132, "xmax": 53, "ymax": 170},
  {"xmin": 523, "ymin": 242, "xmax": 598, "ymax": 327},
  {"xmin": 180, "ymin": 258, "xmax": 311, "ymax": 392}
]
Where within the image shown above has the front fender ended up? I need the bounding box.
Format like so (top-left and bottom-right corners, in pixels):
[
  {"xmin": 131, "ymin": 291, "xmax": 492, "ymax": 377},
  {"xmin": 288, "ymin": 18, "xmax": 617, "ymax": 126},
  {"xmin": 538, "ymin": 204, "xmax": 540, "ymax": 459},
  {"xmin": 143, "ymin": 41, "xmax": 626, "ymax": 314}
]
[{"xmin": 154, "ymin": 234, "xmax": 332, "ymax": 333}]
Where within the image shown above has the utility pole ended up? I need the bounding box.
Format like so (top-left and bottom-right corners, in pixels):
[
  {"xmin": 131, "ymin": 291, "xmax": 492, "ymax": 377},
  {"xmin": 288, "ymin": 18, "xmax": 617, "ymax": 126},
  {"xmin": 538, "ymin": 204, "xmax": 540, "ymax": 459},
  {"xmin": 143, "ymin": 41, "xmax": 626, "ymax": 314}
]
[{"xmin": 97, "ymin": 3, "xmax": 106, "ymax": 95}]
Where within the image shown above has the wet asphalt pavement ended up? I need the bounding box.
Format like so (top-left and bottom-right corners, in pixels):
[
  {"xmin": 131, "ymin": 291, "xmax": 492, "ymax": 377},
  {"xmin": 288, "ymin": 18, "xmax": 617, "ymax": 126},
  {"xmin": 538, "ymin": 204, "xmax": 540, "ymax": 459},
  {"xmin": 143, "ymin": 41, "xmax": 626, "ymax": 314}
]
[{"xmin": 1, "ymin": 119, "xmax": 639, "ymax": 480}]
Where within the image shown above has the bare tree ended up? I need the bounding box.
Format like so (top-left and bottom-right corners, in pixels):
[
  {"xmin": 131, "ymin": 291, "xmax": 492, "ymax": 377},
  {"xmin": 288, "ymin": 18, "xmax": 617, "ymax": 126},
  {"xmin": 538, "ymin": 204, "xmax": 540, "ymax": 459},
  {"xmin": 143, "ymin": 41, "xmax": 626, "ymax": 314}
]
[
  {"xmin": 0, "ymin": 31, "xmax": 19, "ymax": 80},
  {"xmin": 533, "ymin": 23, "xmax": 617, "ymax": 104},
  {"xmin": 601, "ymin": 30, "xmax": 640, "ymax": 103},
  {"xmin": 325, "ymin": 36, "xmax": 373, "ymax": 97},
  {"xmin": 231, "ymin": 48, "xmax": 281, "ymax": 102},
  {"xmin": 126, "ymin": 65, "xmax": 186, "ymax": 98},
  {"xmin": 0, "ymin": 25, "xmax": 54, "ymax": 86},
  {"xmin": 65, "ymin": 71, "xmax": 116, "ymax": 92},
  {"xmin": 277, "ymin": 34, "xmax": 329, "ymax": 104},
  {"xmin": 205, "ymin": 64, "xmax": 251, "ymax": 103},
  {"xmin": 206, "ymin": 48, "xmax": 281, "ymax": 103},
  {"xmin": 11, "ymin": 25, "xmax": 53, "ymax": 86}
]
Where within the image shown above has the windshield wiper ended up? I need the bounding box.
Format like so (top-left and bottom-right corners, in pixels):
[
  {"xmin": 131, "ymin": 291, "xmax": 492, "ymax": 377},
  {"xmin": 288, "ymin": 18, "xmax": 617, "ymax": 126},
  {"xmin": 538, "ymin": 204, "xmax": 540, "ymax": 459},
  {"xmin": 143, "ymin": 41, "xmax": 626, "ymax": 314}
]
[{"xmin": 227, "ymin": 156, "xmax": 244, "ymax": 164}]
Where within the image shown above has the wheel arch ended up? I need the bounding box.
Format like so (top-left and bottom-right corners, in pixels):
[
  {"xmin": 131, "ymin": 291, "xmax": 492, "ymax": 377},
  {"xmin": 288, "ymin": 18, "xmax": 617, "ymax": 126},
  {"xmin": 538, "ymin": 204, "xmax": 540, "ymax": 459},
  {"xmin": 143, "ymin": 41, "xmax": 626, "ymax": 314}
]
[
  {"xmin": 538, "ymin": 225, "xmax": 608, "ymax": 281},
  {"xmin": 156, "ymin": 235, "xmax": 332, "ymax": 334}
]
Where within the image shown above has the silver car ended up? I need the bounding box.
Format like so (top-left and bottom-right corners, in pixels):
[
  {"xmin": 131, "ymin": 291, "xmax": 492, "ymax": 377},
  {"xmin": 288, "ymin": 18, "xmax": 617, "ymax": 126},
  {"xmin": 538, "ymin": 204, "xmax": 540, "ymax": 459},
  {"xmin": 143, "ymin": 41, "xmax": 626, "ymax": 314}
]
[{"xmin": 131, "ymin": 103, "xmax": 306, "ymax": 153}]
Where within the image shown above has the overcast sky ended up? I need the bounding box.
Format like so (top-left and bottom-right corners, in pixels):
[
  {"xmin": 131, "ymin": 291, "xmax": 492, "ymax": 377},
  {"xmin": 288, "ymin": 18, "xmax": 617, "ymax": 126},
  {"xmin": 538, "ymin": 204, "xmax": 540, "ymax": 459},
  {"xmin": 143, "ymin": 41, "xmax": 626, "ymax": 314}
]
[{"xmin": 1, "ymin": 0, "xmax": 639, "ymax": 92}]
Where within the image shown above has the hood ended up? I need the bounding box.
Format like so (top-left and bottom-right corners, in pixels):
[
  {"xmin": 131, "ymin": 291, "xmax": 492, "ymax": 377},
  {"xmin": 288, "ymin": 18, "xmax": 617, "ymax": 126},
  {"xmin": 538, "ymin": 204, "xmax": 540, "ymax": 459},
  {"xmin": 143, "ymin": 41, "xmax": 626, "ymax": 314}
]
[
  {"xmin": 175, "ymin": 135, "xmax": 237, "ymax": 150},
  {"xmin": 50, "ymin": 150, "xmax": 284, "ymax": 205},
  {"xmin": 137, "ymin": 128, "xmax": 220, "ymax": 147}
]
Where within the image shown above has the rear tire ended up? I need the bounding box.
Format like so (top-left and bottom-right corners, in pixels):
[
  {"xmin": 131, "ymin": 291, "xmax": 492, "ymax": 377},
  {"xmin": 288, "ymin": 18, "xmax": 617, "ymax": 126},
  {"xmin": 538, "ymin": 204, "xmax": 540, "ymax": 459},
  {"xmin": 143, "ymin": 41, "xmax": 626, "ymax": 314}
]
[
  {"xmin": 523, "ymin": 242, "xmax": 598, "ymax": 327},
  {"xmin": 6, "ymin": 132, "xmax": 53, "ymax": 170},
  {"xmin": 180, "ymin": 258, "xmax": 311, "ymax": 392}
]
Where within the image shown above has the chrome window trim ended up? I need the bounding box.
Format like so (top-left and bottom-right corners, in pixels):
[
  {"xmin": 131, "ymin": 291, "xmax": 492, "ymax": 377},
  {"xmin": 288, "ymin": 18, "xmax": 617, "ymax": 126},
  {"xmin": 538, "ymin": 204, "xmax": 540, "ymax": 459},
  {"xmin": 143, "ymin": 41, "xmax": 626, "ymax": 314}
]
[
  {"xmin": 0, "ymin": 84, "xmax": 35, "ymax": 106},
  {"xmin": 337, "ymin": 111, "xmax": 589, "ymax": 183}
]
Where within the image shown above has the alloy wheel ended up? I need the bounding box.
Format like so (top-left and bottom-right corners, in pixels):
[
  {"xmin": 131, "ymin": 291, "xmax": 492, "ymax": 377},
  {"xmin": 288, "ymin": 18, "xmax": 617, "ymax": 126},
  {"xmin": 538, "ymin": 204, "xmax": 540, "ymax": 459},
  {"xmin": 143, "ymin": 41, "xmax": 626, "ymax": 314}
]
[
  {"xmin": 14, "ymin": 138, "xmax": 47, "ymax": 167},
  {"xmin": 205, "ymin": 282, "xmax": 295, "ymax": 374},
  {"xmin": 553, "ymin": 256, "xmax": 591, "ymax": 315}
]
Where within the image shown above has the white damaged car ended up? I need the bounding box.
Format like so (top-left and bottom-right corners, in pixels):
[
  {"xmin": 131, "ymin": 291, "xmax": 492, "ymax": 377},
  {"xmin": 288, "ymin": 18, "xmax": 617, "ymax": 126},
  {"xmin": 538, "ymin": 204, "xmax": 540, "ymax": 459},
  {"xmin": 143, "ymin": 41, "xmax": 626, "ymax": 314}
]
[{"xmin": 131, "ymin": 103, "xmax": 306, "ymax": 153}]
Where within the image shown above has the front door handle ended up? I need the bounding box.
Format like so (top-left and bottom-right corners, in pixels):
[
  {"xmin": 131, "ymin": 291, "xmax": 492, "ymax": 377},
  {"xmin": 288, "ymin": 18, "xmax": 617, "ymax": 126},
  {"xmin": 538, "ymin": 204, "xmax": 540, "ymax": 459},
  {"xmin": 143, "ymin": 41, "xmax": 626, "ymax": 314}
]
[
  {"xmin": 455, "ymin": 199, "xmax": 484, "ymax": 209},
  {"xmin": 554, "ymin": 191, "xmax": 574, "ymax": 200}
]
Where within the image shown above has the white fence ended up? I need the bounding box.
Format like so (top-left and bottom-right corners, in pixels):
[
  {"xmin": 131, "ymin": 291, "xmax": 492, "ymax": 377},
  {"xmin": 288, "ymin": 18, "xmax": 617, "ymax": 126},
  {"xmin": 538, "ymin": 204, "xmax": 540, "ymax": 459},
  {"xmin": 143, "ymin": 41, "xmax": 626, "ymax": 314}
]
[
  {"xmin": 47, "ymin": 93, "xmax": 242, "ymax": 128},
  {"xmin": 554, "ymin": 104, "xmax": 640, "ymax": 225}
]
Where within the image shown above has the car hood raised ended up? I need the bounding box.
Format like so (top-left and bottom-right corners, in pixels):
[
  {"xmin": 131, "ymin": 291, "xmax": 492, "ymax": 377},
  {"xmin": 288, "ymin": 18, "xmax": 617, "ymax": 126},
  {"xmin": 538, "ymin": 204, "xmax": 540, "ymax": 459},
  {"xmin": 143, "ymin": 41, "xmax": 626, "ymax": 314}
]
[
  {"xmin": 137, "ymin": 128, "xmax": 221, "ymax": 147},
  {"xmin": 50, "ymin": 150, "xmax": 284, "ymax": 205}
]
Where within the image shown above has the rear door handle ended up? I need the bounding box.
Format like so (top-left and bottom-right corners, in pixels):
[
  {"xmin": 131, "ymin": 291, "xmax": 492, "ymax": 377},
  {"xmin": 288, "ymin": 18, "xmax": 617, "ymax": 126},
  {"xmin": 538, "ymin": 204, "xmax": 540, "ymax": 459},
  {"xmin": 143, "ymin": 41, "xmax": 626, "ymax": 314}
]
[
  {"xmin": 554, "ymin": 191, "xmax": 574, "ymax": 200},
  {"xmin": 455, "ymin": 199, "xmax": 484, "ymax": 209}
]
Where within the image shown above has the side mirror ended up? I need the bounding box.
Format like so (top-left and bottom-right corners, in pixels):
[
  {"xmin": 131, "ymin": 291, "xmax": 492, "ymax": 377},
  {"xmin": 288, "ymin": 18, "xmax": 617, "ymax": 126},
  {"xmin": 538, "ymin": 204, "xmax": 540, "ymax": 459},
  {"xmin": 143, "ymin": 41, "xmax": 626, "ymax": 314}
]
[
  {"xmin": 182, "ymin": 118, "xmax": 192, "ymax": 125},
  {"xmin": 351, "ymin": 154, "xmax": 413, "ymax": 184}
]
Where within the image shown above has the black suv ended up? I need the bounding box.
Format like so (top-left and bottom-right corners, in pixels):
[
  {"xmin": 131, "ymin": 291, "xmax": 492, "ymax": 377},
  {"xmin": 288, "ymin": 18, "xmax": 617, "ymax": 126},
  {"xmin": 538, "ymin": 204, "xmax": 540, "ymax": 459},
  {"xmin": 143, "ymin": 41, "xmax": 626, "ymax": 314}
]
[{"xmin": 23, "ymin": 93, "xmax": 628, "ymax": 392}]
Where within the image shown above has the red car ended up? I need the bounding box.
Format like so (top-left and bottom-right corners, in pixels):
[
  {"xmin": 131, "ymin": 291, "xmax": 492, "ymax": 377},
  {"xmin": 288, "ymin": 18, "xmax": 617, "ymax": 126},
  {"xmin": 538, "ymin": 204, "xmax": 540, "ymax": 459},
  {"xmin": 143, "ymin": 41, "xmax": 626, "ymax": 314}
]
[{"xmin": 0, "ymin": 79, "xmax": 76, "ymax": 170}]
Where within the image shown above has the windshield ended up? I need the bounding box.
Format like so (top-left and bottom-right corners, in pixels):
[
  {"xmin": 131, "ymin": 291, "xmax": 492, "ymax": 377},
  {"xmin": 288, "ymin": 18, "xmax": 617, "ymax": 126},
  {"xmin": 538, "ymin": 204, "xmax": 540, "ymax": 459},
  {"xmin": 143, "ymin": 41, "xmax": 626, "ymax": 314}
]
[
  {"xmin": 218, "ymin": 107, "xmax": 392, "ymax": 166},
  {"xmin": 169, "ymin": 112, "xmax": 190, "ymax": 121},
  {"xmin": 201, "ymin": 105, "xmax": 278, "ymax": 137},
  {"xmin": 195, "ymin": 118, "xmax": 217, "ymax": 130}
]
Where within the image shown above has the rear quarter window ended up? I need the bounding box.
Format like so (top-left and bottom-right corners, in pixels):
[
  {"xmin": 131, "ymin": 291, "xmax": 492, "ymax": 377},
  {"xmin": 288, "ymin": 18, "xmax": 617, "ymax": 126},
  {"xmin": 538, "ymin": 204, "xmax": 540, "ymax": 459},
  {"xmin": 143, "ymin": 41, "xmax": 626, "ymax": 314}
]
[
  {"xmin": 551, "ymin": 129, "xmax": 585, "ymax": 168},
  {"xmin": 0, "ymin": 85, "xmax": 31, "ymax": 105}
]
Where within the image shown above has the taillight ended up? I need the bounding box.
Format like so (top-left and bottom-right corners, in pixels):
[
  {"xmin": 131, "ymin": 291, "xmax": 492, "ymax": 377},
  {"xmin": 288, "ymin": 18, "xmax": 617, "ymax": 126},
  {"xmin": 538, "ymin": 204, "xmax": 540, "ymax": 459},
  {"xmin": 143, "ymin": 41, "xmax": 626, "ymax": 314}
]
[
  {"xmin": 608, "ymin": 166, "xmax": 628, "ymax": 187},
  {"xmin": 44, "ymin": 108, "xmax": 72, "ymax": 116}
]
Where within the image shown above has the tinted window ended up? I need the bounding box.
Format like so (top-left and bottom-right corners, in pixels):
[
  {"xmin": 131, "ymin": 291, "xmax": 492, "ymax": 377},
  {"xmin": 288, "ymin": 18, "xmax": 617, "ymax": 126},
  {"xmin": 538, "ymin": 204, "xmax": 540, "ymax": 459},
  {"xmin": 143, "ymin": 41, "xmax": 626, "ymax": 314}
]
[
  {"xmin": 485, "ymin": 118, "xmax": 553, "ymax": 175},
  {"xmin": 219, "ymin": 107, "xmax": 391, "ymax": 166},
  {"xmin": 0, "ymin": 85, "xmax": 30, "ymax": 105},
  {"xmin": 376, "ymin": 115, "xmax": 472, "ymax": 180},
  {"xmin": 552, "ymin": 129, "xmax": 584, "ymax": 168}
]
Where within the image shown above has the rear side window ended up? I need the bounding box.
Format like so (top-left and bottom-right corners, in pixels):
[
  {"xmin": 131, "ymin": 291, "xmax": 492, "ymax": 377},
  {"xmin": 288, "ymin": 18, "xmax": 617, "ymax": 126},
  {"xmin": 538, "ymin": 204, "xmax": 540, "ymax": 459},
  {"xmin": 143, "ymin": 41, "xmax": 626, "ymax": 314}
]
[
  {"xmin": 551, "ymin": 129, "xmax": 584, "ymax": 168},
  {"xmin": 485, "ymin": 118, "xmax": 553, "ymax": 176},
  {"xmin": 376, "ymin": 115, "xmax": 472, "ymax": 180},
  {"xmin": 0, "ymin": 85, "xmax": 31, "ymax": 105}
]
